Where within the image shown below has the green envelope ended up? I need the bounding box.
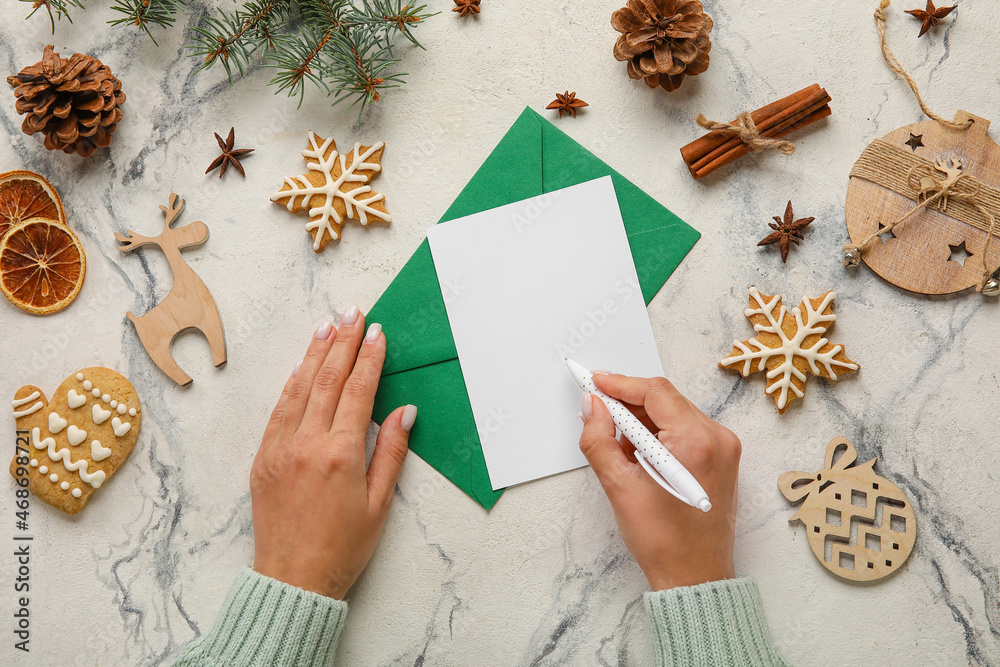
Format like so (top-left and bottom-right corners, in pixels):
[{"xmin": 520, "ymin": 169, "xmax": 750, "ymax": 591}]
[{"xmin": 368, "ymin": 107, "xmax": 700, "ymax": 509}]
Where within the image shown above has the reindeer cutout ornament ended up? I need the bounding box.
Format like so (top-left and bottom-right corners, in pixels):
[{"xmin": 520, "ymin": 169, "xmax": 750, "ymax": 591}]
[
  {"xmin": 116, "ymin": 194, "xmax": 226, "ymax": 385},
  {"xmin": 779, "ymin": 437, "xmax": 916, "ymax": 583}
]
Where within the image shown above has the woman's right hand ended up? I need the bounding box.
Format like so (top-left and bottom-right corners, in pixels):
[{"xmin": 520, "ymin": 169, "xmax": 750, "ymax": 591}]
[{"xmin": 578, "ymin": 373, "xmax": 741, "ymax": 591}]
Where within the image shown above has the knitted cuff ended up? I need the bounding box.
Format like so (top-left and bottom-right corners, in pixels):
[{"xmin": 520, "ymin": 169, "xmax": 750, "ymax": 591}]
[
  {"xmin": 644, "ymin": 577, "xmax": 788, "ymax": 667},
  {"xmin": 172, "ymin": 568, "xmax": 348, "ymax": 667}
]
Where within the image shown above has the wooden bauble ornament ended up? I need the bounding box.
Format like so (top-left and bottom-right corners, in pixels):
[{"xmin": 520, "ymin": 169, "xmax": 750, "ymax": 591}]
[
  {"xmin": 846, "ymin": 111, "xmax": 1000, "ymax": 295},
  {"xmin": 115, "ymin": 194, "xmax": 227, "ymax": 386},
  {"xmin": 779, "ymin": 436, "xmax": 916, "ymax": 583}
]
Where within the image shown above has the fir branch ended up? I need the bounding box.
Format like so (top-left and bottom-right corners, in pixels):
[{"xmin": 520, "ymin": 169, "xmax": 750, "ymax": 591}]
[
  {"xmin": 18, "ymin": 0, "xmax": 435, "ymax": 114},
  {"xmin": 188, "ymin": 0, "xmax": 291, "ymax": 79},
  {"xmin": 299, "ymin": 0, "xmax": 351, "ymax": 30},
  {"xmin": 108, "ymin": 0, "xmax": 188, "ymax": 44},
  {"xmin": 322, "ymin": 25, "xmax": 402, "ymax": 114},
  {"xmin": 268, "ymin": 25, "xmax": 335, "ymax": 105},
  {"xmin": 19, "ymin": 0, "xmax": 83, "ymax": 32},
  {"xmin": 355, "ymin": 0, "xmax": 435, "ymax": 48}
]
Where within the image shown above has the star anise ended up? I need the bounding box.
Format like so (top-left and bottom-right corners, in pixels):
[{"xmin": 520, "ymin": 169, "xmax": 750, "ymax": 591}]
[
  {"xmin": 545, "ymin": 91, "xmax": 589, "ymax": 118},
  {"xmin": 905, "ymin": 1, "xmax": 956, "ymax": 38},
  {"xmin": 453, "ymin": 0, "xmax": 480, "ymax": 17},
  {"xmin": 758, "ymin": 201, "xmax": 815, "ymax": 262},
  {"xmin": 206, "ymin": 127, "xmax": 254, "ymax": 178}
]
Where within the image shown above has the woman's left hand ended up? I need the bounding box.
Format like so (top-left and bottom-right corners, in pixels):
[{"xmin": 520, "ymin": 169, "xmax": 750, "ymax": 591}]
[{"xmin": 250, "ymin": 307, "xmax": 417, "ymax": 599}]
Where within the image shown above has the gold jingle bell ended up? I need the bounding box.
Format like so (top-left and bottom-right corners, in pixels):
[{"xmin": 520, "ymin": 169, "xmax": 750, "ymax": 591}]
[
  {"xmin": 984, "ymin": 274, "xmax": 1000, "ymax": 297},
  {"xmin": 842, "ymin": 247, "xmax": 862, "ymax": 268}
]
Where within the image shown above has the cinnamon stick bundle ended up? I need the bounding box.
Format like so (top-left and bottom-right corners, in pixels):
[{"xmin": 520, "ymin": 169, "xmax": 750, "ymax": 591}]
[{"xmin": 681, "ymin": 84, "xmax": 832, "ymax": 180}]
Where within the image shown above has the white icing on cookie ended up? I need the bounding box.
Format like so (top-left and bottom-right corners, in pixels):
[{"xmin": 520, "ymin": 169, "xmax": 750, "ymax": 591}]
[
  {"xmin": 67, "ymin": 425, "xmax": 87, "ymax": 446},
  {"xmin": 722, "ymin": 288, "xmax": 859, "ymax": 410},
  {"xmin": 92, "ymin": 404, "xmax": 112, "ymax": 425},
  {"xmin": 270, "ymin": 133, "xmax": 391, "ymax": 250},
  {"xmin": 12, "ymin": 392, "xmax": 40, "ymax": 408},
  {"xmin": 129, "ymin": 408, "xmax": 137, "ymax": 417},
  {"xmin": 76, "ymin": 373, "xmax": 84, "ymax": 381},
  {"xmin": 71, "ymin": 488, "xmax": 82, "ymax": 498},
  {"xmin": 82, "ymin": 380, "xmax": 92, "ymax": 390},
  {"xmin": 29, "ymin": 459, "xmax": 38, "ymax": 467},
  {"xmin": 67, "ymin": 390, "xmax": 87, "ymax": 408},
  {"xmin": 13, "ymin": 402, "xmax": 43, "ymax": 418},
  {"xmin": 90, "ymin": 440, "xmax": 111, "ymax": 461},
  {"xmin": 49, "ymin": 473, "xmax": 58, "ymax": 483},
  {"xmin": 48, "ymin": 412, "xmax": 68, "ymax": 434},
  {"xmin": 110, "ymin": 400, "xmax": 117, "ymax": 409},
  {"xmin": 111, "ymin": 417, "xmax": 131, "ymax": 437},
  {"xmin": 117, "ymin": 404, "xmax": 127, "ymax": 415},
  {"xmin": 91, "ymin": 440, "xmax": 113, "ymax": 462},
  {"xmin": 91, "ymin": 388, "xmax": 100, "ymax": 398},
  {"xmin": 12, "ymin": 392, "xmax": 43, "ymax": 418},
  {"xmin": 60, "ymin": 481, "xmax": 69, "ymax": 490},
  {"xmin": 31, "ymin": 428, "xmax": 106, "ymax": 489},
  {"xmin": 102, "ymin": 394, "xmax": 110, "ymax": 403}
]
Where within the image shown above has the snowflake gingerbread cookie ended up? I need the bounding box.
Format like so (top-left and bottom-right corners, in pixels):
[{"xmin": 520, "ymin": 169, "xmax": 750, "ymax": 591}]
[
  {"xmin": 270, "ymin": 131, "xmax": 392, "ymax": 252},
  {"xmin": 719, "ymin": 287, "xmax": 859, "ymax": 413},
  {"xmin": 9, "ymin": 367, "xmax": 141, "ymax": 514}
]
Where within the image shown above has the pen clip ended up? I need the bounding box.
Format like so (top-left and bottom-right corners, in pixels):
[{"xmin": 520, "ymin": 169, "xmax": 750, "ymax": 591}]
[{"xmin": 636, "ymin": 454, "xmax": 695, "ymax": 507}]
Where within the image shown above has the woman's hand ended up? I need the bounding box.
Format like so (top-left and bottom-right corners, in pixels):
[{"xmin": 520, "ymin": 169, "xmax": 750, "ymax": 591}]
[
  {"xmin": 250, "ymin": 306, "xmax": 417, "ymax": 599},
  {"xmin": 578, "ymin": 373, "xmax": 740, "ymax": 591}
]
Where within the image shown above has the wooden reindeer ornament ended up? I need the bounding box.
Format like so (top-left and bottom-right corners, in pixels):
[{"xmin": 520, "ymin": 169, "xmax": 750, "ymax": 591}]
[
  {"xmin": 115, "ymin": 194, "xmax": 226, "ymax": 386},
  {"xmin": 779, "ymin": 436, "xmax": 916, "ymax": 583}
]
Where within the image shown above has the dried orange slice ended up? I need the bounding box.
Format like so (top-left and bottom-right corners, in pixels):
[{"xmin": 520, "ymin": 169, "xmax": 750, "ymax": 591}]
[
  {"xmin": 0, "ymin": 218, "xmax": 86, "ymax": 315},
  {"xmin": 0, "ymin": 170, "xmax": 67, "ymax": 240}
]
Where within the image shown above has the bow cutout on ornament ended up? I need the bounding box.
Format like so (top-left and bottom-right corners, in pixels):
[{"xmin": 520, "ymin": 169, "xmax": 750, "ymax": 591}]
[{"xmin": 778, "ymin": 436, "xmax": 875, "ymax": 504}]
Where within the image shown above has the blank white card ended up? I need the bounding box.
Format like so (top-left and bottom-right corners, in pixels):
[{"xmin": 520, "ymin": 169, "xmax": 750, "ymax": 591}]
[{"xmin": 426, "ymin": 176, "xmax": 664, "ymax": 490}]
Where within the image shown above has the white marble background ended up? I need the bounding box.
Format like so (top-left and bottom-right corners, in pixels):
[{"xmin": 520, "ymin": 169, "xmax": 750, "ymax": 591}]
[{"xmin": 1, "ymin": 0, "xmax": 998, "ymax": 665}]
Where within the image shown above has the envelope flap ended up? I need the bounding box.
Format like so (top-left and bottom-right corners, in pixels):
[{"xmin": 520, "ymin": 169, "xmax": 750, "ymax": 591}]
[{"xmin": 372, "ymin": 109, "xmax": 545, "ymax": 376}]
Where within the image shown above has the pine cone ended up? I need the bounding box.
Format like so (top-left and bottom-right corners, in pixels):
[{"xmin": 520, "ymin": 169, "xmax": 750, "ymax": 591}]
[
  {"xmin": 7, "ymin": 45, "xmax": 126, "ymax": 158},
  {"xmin": 611, "ymin": 0, "xmax": 713, "ymax": 93}
]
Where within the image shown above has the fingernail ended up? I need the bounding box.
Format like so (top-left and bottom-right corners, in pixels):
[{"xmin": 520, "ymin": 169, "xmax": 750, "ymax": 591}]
[
  {"xmin": 314, "ymin": 321, "xmax": 334, "ymax": 341},
  {"xmin": 580, "ymin": 393, "xmax": 593, "ymax": 420},
  {"xmin": 592, "ymin": 369, "xmax": 611, "ymax": 376},
  {"xmin": 364, "ymin": 323, "xmax": 382, "ymax": 344},
  {"xmin": 401, "ymin": 404, "xmax": 418, "ymax": 432},
  {"xmin": 341, "ymin": 305, "xmax": 360, "ymax": 327},
  {"xmin": 292, "ymin": 360, "xmax": 301, "ymax": 377}
]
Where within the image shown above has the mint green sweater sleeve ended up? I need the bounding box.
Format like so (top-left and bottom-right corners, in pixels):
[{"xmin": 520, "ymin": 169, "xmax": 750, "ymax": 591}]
[
  {"xmin": 172, "ymin": 568, "xmax": 347, "ymax": 667},
  {"xmin": 644, "ymin": 577, "xmax": 790, "ymax": 667}
]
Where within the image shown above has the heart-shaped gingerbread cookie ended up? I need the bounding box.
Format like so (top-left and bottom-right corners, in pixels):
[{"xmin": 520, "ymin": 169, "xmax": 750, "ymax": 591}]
[{"xmin": 9, "ymin": 367, "xmax": 142, "ymax": 514}]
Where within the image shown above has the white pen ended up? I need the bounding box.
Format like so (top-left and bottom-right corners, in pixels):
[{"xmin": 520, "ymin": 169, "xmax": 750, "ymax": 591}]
[{"xmin": 565, "ymin": 358, "xmax": 712, "ymax": 512}]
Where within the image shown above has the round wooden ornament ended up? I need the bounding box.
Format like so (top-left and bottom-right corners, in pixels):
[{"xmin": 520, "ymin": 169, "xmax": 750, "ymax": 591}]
[
  {"xmin": 779, "ymin": 436, "xmax": 916, "ymax": 583},
  {"xmin": 845, "ymin": 110, "xmax": 1000, "ymax": 295}
]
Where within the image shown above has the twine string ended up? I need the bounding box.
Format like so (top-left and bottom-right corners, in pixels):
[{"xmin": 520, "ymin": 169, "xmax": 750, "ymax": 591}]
[
  {"xmin": 695, "ymin": 112, "xmax": 796, "ymax": 155},
  {"xmin": 875, "ymin": 0, "xmax": 972, "ymax": 131}
]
